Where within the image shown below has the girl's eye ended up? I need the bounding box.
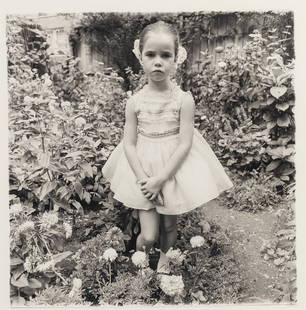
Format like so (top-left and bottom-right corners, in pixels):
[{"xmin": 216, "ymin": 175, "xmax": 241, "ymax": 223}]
[
  {"xmin": 145, "ymin": 52, "xmax": 155, "ymax": 57},
  {"xmin": 162, "ymin": 53, "xmax": 172, "ymax": 58}
]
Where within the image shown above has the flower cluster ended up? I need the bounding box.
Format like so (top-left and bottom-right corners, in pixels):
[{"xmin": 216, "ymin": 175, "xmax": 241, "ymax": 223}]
[
  {"xmin": 63, "ymin": 222, "xmax": 72, "ymax": 239},
  {"xmin": 102, "ymin": 248, "xmax": 118, "ymax": 262},
  {"xmin": 165, "ymin": 248, "xmax": 186, "ymax": 265},
  {"xmin": 23, "ymin": 256, "xmax": 33, "ymax": 272},
  {"xmin": 36, "ymin": 259, "xmax": 55, "ymax": 272},
  {"xmin": 68, "ymin": 278, "xmax": 83, "ymax": 298},
  {"xmin": 190, "ymin": 235, "xmax": 206, "ymax": 248},
  {"xmin": 131, "ymin": 251, "xmax": 149, "ymax": 268},
  {"xmin": 40, "ymin": 212, "xmax": 58, "ymax": 229},
  {"xmin": 10, "ymin": 203, "xmax": 23, "ymax": 215},
  {"xmin": 17, "ymin": 221, "xmax": 35, "ymax": 234},
  {"xmin": 159, "ymin": 275, "xmax": 185, "ymax": 297}
]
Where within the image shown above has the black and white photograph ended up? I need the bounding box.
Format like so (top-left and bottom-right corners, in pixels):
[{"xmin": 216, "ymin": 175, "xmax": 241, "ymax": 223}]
[{"xmin": 2, "ymin": 1, "xmax": 305, "ymax": 308}]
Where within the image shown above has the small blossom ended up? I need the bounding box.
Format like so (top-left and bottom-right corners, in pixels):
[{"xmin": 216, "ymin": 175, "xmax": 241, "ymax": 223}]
[
  {"xmin": 10, "ymin": 203, "xmax": 23, "ymax": 214},
  {"xmin": 44, "ymin": 78, "xmax": 52, "ymax": 87},
  {"xmin": 63, "ymin": 222, "xmax": 72, "ymax": 239},
  {"xmin": 61, "ymin": 101, "xmax": 71, "ymax": 112},
  {"xmin": 40, "ymin": 212, "xmax": 59, "ymax": 229},
  {"xmin": 75, "ymin": 117, "xmax": 86, "ymax": 127},
  {"xmin": 131, "ymin": 251, "xmax": 149, "ymax": 268},
  {"xmin": 36, "ymin": 260, "xmax": 55, "ymax": 272},
  {"xmin": 126, "ymin": 91, "xmax": 132, "ymax": 98},
  {"xmin": 17, "ymin": 221, "xmax": 35, "ymax": 234},
  {"xmin": 166, "ymin": 248, "xmax": 185, "ymax": 264},
  {"xmin": 24, "ymin": 96, "xmax": 32, "ymax": 104},
  {"xmin": 23, "ymin": 257, "xmax": 32, "ymax": 272},
  {"xmin": 190, "ymin": 235, "xmax": 206, "ymax": 248},
  {"xmin": 102, "ymin": 248, "xmax": 118, "ymax": 262},
  {"xmin": 72, "ymin": 278, "xmax": 82, "ymax": 290},
  {"xmin": 159, "ymin": 275, "xmax": 184, "ymax": 297},
  {"xmin": 218, "ymin": 61, "xmax": 227, "ymax": 68}
]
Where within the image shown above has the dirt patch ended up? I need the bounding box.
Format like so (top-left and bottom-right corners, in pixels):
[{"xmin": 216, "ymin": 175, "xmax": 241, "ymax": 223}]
[{"xmin": 202, "ymin": 199, "xmax": 287, "ymax": 303}]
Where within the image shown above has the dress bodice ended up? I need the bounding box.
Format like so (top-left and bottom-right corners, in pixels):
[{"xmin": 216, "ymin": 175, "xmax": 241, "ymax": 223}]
[{"xmin": 131, "ymin": 84, "xmax": 187, "ymax": 138}]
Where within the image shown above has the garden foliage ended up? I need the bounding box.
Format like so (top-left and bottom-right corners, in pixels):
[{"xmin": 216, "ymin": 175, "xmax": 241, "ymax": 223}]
[{"xmin": 8, "ymin": 13, "xmax": 295, "ymax": 306}]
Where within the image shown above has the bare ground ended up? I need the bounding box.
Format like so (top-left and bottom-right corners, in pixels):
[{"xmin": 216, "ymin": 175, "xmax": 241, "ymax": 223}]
[{"xmin": 202, "ymin": 199, "xmax": 288, "ymax": 303}]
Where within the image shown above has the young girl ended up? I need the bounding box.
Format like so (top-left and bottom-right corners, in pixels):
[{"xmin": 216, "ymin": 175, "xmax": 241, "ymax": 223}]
[{"xmin": 102, "ymin": 21, "xmax": 233, "ymax": 273}]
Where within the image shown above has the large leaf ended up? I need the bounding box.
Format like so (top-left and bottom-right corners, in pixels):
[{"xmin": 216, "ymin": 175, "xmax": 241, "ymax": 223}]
[
  {"xmin": 40, "ymin": 180, "xmax": 57, "ymax": 200},
  {"xmin": 266, "ymin": 159, "xmax": 282, "ymax": 172},
  {"xmin": 80, "ymin": 162, "xmax": 93, "ymax": 178},
  {"xmin": 276, "ymin": 102, "xmax": 289, "ymax": 111},
  {"xmin": 52, "ymin": 251, "xmax": 73, "ymax": 265},
  {"xmin": 28, "ymin": 278, "xmax": 42, "ymax": 289},
  {"xmin": 71, "ymin": 200, "xmax": 84, "ymax": 214},
  {"xmin": 266, "ymin": 146, "xmax": 294, "ymax": 159},
  {"xmin": 74, "ymin": 181, "xmax": 83, "ymax": 198},
  {"xmin": 10, "ymin": 257, "xmax": 23, "ymax": 266},
  {"xmin": 11, "ymin": 273, "xmax": 29, "ymax": 288},
  {"xmin": 270, "ymin": 86, "xmax": 287, "ymax": 99},
  {"xmin": 39, "ymin": 151, "xmax": 51, "ymax": 168},
  {"xmin": 277, "ymin": 114, "xmax": 290, "ymax": 127}
]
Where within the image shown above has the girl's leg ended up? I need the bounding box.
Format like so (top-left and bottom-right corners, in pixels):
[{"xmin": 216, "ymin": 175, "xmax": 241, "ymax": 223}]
[
  {"xmin": 159, "ymin": 214, "xmax": 178, "ymax": 253},
  {"xmin": 157, "ymin": 214, "xmax": 177, "ymax": 273},
  {"xmin": 136, "ymin": 208, "xmax": 160, "ymax": 252}
]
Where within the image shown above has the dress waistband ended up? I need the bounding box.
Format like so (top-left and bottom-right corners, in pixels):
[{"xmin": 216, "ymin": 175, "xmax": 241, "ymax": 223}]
[{"xmin": 137, "ymin": 127, "xmax": 180, "ymax": 139}]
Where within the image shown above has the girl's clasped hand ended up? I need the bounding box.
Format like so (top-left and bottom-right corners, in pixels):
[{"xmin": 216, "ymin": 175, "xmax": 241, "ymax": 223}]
[{"xmin": 137, "ymin": 176, "xmax": 165, "ymax": 206}]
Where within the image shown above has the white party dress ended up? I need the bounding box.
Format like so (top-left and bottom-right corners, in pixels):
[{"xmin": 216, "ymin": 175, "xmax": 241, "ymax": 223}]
[{"xmin": 102, "ymin": 83, "xmax": 233, "ymax": 215}]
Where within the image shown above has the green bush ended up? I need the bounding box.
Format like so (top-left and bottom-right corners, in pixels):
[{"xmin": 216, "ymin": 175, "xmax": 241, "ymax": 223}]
[
  {"xmin": 218, "ymin": 171, "xmax": 289, "ymax": 213},
  {"xmin": 186, "ymin": 28, "xmax": 294, "ymax": 182}
]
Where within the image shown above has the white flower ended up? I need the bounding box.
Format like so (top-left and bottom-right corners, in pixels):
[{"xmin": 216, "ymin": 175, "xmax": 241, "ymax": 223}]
[
  {"xmin": 9, "ymin": 77, "xmax": 17, "ymax": 84},
  {"xmin": 63, "ymin": 222, "xmax": 72, "ymax": 239},
  {"xmin": 10, "ymin": 203, "xmax": 23, "ymax": 214},
  {"xmin": 131, "ymin": 251, "xmax": 149, "ymax": 268},
  {"xmin": 218, "ymin": 61, "xmax": 227, "ymax": 69},
  {"xmin": 61, "ymin": 101, "xmax": 71, "ymax": 112},
  {"xmin": 75, "ymin": 117, "xmax": 86, "ymax": 127},
  {"xmin": 40, "ymin": 212, "xmax": 58, "ymax": 229},
  {"xmin": 166, "ymin": 248, "xmax": 185, "ymax": 264},
  {"xmin": 23, "ymin": 257, "xmax": 32, "ymax": 272},
  {"xmin": 190, "ymin": 235, "xmax": 206, "ymax": 248},
  {"xmin": 126, "ymin": 91, "xmax": 132, "ymax": 98},
  {"xmin": 102, "ymin": 248, "xmax": 118, "ymax": 262},
  {"xmin": 24, "ymin": 96, "xmax": 32, "ymax": 104},
  {"xmin": 44, "ymin": 78, "xmax": 52, "ymax": 87},
  {"xmin": 72, "ymin": 278, "xmax": 82, "ymax": 290},
  {"xmin": 176, "ymin": 45, "xmax": 187, "ymax": 66},
  {"xmin": 36, "ymin": 260, "xmax": 55, "ymax": 272},
  {"xmin": 159, "ymin": 275, "xmax": 184, "ymax": 297},
  {"xmin": 17, "ymin": 221, "xmax": 35, "ymax": 234},
  {"xmin": 69, "ymin": 278, "xmax": 83, "ymax": 298}
]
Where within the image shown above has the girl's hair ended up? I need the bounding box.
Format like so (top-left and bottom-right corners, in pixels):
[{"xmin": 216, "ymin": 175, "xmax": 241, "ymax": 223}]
[{"xmin": 139, "ymin": 21, "xmax": 180, "ymax": 57}]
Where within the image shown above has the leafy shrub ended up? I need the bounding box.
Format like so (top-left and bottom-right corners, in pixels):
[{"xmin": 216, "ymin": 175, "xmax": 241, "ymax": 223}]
[
  {"xmin": 176, "ymin": 210, "xmax": 246, "ymax": 303},
  {"xmin": 186, "ymin": 28, "xmax": 295, "ymax": 182},
  {"xmin": 218, "ymin": 171, "xmax": 288, "ymax": 213},
  {"xmin": 99, "ymin": 271, "xmax": 158, "ymax": 305},
  {"xmin": 8, "ymin": 15, "xmax": 127, "ymax": 218},
  {"xmin": 9, "ymin": 195, "xmax": 74, "ymax": 303},
  {"xmin": 27, "ymin": 286, "xmax": 91, "ymax": 306},
  {"xmin": 71, "ymin": 227, "xmax": 129, "ymax": 303}
]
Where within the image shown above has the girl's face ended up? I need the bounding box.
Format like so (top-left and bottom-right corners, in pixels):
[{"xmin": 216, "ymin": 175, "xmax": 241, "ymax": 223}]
[{"xmin": 141, "ymin": 32, "xmax": 176, "ymax": 84}]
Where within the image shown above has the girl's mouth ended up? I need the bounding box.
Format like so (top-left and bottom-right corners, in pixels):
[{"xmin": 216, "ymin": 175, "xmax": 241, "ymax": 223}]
[{"xmin": 152, "ymin": 70, "xmax": 163, "ymax": 73}]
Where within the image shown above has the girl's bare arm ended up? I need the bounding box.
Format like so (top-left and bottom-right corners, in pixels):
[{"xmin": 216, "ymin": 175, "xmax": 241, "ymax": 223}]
[
  {"xmin": 123, "ymin": 98, "xmax": 148, "ymax": 180},
  {"xmin": 156, "ymin": 92, "xmax": 195, "ymax": 183}
]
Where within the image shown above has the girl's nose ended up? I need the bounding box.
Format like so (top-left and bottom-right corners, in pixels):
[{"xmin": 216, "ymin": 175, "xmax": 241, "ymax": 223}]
[{"xmin": 154, "ymin": 56, "xmax": 162, "ymax": 66}]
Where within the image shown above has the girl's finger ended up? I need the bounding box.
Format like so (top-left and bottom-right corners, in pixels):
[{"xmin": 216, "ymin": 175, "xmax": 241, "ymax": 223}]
[
  {"xmin": 149, "ymin": 193, "xmax": 158, "ymax": 201},
  {"xmin": 144, "ymin": 192, "xmax": 153, "ymax": 199},
  {"xmin": 137, "ymin": 179, "xmax": 147, "ymax": 185}
]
